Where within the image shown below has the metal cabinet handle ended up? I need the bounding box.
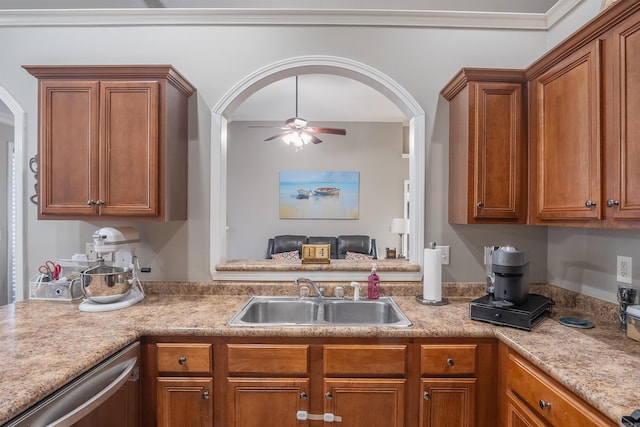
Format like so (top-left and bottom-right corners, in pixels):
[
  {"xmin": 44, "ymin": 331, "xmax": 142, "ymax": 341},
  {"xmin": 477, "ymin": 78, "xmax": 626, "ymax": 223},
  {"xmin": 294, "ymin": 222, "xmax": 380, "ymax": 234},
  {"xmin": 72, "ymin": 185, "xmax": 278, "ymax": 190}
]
[
  {"xmin": 446, "ymin": 358, "xmax": 454, "ymax": 366},
  {"xmin": 202, "ymin": 390, "xmax": 210, "ymax": 400},
  {"xmin": 585, "ymin": 200, "xmax": 596, "ymax": 208},
  {"xmin": 477, "ymin": 202, "xmax": 484, "ymax": 208},
  {"xmin": 96, "ymin": 200, "xmax": 105, "ymax": 206},
  {"xmin": 539, "ymin": 400, "xmax": 551, "ymax": 410},
  {"xmin": 300, "ymin": 392, "xmax": 308, "ymax": 400},
  {"xmin": 325, "ymin": 392, "xmax": 332, "ymax": 400},
  {"xmin": 87, "ymin": 200, "xmax": 96, "ymax": 206},
  {"xmin": 178, "ymin": 357, "xmax": 187, "ymax": 365},
  {"xmin": 607, "ymin": 199, "xmax": 620, "ymax": 207},
  {"xmin": 423, "ymin": 391, "xmax": 430, "ymax": 400}
]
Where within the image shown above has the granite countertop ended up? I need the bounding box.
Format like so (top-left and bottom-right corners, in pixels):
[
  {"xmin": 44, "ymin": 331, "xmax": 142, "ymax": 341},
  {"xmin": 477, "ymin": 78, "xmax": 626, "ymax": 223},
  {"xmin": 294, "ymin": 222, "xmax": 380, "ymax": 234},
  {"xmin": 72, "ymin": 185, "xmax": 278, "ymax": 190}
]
[{"xmin": 1, "ymin": 288, "xmax": 639, "ymax": 424}]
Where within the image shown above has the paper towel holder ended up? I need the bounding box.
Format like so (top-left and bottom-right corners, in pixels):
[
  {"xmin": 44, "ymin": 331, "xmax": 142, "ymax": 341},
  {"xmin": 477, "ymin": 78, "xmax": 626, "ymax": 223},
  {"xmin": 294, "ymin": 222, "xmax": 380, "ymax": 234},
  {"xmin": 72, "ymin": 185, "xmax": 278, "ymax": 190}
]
[
  {"xmin": 416, "ymin": 242, "xmax": 449, "ymax": 306},
  {"xmin": 416, "ymin": 295, "xmax": 449, "ymax": 305}
]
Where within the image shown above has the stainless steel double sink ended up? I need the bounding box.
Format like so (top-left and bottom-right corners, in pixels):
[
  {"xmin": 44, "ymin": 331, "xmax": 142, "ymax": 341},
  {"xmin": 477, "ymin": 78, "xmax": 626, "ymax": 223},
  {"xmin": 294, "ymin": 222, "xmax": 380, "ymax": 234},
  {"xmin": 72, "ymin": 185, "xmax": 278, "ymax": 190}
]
[{"xmin": 228, "ymin": 296, "xmax": 412, "ymax": 327}]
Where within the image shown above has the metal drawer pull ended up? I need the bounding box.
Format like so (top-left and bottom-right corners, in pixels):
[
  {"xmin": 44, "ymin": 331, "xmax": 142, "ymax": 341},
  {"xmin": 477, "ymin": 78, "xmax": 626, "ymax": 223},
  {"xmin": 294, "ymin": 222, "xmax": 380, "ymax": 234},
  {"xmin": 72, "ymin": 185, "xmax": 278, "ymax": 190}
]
[
  {"xmin": 477, "ymin": 202, "xmax": 484, "ymax": 208},
  {"xmin": 202, "ymin": 390, "xmax": 210, "ymax": 400},
  {"xmin": 87, "ymin": 200, "xmax": 96, "ymax": 206},
  {"xmin": 300, "ymin": 392, "xmax": 308, "ymax": 400},
  {"xmin": 585, "ymin": 200, "xmax": 596, "ymax": 208},
  {"xmin": 325, "ymin": 392, "xmax": 332, "ymax": 400},
  {"xmin": 539, "ymin": 400, "xmax": 552, "ymax": 410},
  {"xmin": 447, "ymin": 358, "xmax": 454, "ymax": 366},
  {"xmin": 96, "ymin": 200, "xmax": 105, "ymax": 206},
  {"xmin": 607, "ymin": 199, "xmax": 620, "ymax": 207},
  {"xmin": 178, "ymin": 357, "xmax": 187, "ymax": 365},
  {"xmin": 423, "ymin": 391, "xmax": 430, "ymax": 400}
]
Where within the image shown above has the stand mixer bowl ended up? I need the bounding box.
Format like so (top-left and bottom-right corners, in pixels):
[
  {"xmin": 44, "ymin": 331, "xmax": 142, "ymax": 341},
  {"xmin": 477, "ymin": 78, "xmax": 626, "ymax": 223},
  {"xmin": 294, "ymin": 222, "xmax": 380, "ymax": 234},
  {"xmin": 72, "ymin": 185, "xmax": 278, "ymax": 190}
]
[{"xmin": 80, "ymin": 265, "xmax": 133, "ymax": 304}]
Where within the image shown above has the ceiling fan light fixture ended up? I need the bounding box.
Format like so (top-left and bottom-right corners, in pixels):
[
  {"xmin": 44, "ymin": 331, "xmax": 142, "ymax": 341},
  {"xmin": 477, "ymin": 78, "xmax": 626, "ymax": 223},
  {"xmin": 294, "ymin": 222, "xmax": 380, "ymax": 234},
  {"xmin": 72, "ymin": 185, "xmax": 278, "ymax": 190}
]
[
  {"xmin": 282, "ymin": 131, "xmax": 312, "ymax": 148},
  {"xmin": 252, "ymin": 75, "xmax": 346, "ymax": 147}
]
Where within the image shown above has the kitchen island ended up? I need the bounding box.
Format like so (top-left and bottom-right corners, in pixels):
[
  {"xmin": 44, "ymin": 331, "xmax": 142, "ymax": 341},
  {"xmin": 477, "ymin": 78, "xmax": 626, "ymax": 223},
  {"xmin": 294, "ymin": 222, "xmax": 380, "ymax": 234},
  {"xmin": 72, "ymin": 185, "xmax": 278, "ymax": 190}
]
[{"xmin": 0, "ymin": 284, "xmax": 638, "ymax": 425}]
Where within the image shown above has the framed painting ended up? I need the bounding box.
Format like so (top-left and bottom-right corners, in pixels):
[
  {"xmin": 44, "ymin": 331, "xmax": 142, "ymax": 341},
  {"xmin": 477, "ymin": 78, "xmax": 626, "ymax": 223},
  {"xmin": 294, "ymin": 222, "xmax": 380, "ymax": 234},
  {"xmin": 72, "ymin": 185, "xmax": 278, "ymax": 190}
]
[{"xmin": 279, "ymin": 171, "xmax": 359, "ymax": 219}]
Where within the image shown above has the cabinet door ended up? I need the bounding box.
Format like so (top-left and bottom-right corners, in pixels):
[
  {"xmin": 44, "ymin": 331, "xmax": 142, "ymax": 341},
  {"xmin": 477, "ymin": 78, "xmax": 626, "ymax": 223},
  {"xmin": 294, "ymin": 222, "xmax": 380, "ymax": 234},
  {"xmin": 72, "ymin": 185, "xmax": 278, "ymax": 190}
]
[
  {"xmin": 530, "ymin": 40, "xmax": 602, "ymax": 221},
  {"xmin": 505, "ymin": 391, "xmax": 546, "ymax": 427},
  {"xmin": 99, "ymin": 81, "xmax": 159, "ymax": 216},
  {"xmin": 473, "ymin": 82, "xmax": 526, "ymax": 221},
  {"xmin": 324, "ymin": 378, "xmax": 405, "ymax": 427},
  {"xmin": 609, "ymin": 11, "xmax": 640, "ymax": 220},
  {"xmin": 156, "ymin": 377, "xmax": 212, "ymax": 427},
  {"xmin": 226, "ymin": 378, "xmax": 309, "ymax": 427},
  {"xmin": 38, "ymin": 80, "xmax": 100, "ymax": 216},
  {"xmin": 420, "ymin": 378, "xmax": 476, "ymax": 427}
]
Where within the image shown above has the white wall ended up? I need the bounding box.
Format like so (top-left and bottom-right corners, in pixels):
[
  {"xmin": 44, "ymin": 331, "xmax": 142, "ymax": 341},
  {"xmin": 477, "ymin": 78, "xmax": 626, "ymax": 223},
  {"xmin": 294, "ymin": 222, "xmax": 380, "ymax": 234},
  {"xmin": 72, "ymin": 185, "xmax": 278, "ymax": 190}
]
[
  {"xmin": 0, "ymin": 122, "xmax": 11, "ymax": 305},
  {"xmin": 227, "ymin": 121, "xmax": 407, "ymax": 259},
  {"xmin": 0, "ymin": 1, "xmax": 607, "ymax": 294}
]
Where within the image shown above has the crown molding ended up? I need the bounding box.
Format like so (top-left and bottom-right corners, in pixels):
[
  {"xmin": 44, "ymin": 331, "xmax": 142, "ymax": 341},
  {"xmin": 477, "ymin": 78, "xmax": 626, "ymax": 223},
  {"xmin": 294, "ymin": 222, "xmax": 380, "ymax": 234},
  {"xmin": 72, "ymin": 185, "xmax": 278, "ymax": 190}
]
[
  {"xmin": 546, "ymin": 0, "xmax": 583, "ymax": 28},
  {"xmin": 0, "ymin": 3, "xmax": 582, "ymax": 29}
]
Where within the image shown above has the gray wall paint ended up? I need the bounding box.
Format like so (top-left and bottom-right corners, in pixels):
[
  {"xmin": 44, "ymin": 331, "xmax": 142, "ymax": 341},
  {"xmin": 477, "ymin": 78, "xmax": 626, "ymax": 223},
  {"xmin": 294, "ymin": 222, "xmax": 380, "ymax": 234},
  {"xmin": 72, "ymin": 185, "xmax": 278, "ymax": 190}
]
[
  {"xmin": 227, "ymin": 121, "xmax": 408, "ymax": 260},
  {"xmin": 0, "ymin": 0, "xmax": 614, "ymax": 300}
]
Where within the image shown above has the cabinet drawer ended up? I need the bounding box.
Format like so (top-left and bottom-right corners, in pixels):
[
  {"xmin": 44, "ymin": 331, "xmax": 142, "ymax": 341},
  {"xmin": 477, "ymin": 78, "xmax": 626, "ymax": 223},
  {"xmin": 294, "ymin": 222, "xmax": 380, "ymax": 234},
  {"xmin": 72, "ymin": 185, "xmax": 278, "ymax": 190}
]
[
  {"xmin": 507, "ymin": 353, "xmax": 613, "ymax": 427},
  {"xmin": 157, "ymin": 343, "xmax": 212, "ymax": 374},
  {"xmin": 323, "ymin": 345, "xmax": 406, "ymax": 375},
  {"xmin": 227, "ymin": 344, "xmax": 309, "ymax": 375},
  {"xmin": 420, "ymin": 344, "xmax": 476, "ymax": 376}
]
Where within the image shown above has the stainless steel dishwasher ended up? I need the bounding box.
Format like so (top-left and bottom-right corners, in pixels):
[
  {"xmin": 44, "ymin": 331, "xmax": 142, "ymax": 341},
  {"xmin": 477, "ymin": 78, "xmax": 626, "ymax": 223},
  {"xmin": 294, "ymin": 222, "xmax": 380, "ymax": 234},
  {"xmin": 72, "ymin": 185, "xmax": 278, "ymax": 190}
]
[{"xmin": 4, "ymin": 341, "xmax": 140, "ymax": 427}]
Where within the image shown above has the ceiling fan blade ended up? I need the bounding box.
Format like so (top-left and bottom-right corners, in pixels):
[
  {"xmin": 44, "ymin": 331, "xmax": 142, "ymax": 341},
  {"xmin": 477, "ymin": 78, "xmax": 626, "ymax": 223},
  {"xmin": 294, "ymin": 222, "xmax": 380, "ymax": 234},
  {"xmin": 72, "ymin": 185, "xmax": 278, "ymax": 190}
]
[
  {"xmin": 306, "ymin": 127, "xmax": 347, "ymax": 135},
  {"xmin": 249, "ymin": 125, "xmax": 289, "ymax": 130},
  {"xmin": 264, "ymin": 131, "xmax": 292, "ymax": 141},
  {"xmin": 309, "ymin": 134, "xmax": 323, "ymax": 144}
]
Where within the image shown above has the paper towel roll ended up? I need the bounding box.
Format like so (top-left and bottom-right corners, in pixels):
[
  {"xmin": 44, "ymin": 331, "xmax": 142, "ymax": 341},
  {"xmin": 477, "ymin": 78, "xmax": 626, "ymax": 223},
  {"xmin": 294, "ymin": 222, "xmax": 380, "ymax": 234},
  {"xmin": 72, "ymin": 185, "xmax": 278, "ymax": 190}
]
[{"xmin": 423, "ymin": 248, "xmax": 442, "ymax": 301}]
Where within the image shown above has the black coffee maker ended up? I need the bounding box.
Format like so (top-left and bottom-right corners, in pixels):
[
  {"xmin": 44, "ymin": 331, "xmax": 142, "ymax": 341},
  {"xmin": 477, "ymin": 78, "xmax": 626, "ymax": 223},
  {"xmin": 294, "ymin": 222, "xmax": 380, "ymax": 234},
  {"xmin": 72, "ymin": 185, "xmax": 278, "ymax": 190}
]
[{"xmin": 492, "ymin": 245, "xmax": 529, "ymax": 306}]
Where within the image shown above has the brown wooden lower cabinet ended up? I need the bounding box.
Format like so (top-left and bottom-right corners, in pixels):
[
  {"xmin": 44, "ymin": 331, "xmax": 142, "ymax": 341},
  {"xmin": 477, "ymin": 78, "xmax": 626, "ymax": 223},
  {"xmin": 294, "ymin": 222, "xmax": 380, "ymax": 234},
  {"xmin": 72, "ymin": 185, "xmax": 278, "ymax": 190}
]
[
  {"xmin": 420, "ymin": 378, "xmax": 477, "ymax": 427},
  {"xmin": 156, "ymin": 377, "xmax": 213, "ymax": 427},
  {"xmin": 226, "ymin": 378, "xmax": 309, "ymax": 427},
  {"xmin": 499, "ymin": 342, "xmax": 617, "ymax": 427},
  {"xmin": 142, "ymin": 337, "xmax": 616, "ymax": 427},
  {"xmin": 324, "ymin": 378, "xmax": 406, "ymax": 427},
  {"xmin": 505, "ymin": 390, "xmax": 547, "ymax": 427}
]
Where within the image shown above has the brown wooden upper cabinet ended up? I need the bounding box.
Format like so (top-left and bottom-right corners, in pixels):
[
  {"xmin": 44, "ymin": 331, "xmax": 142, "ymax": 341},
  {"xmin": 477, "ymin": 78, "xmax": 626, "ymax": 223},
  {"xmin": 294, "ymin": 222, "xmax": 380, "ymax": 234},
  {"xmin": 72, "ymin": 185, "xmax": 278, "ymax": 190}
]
[
  {"xmin": 527, "ymin": 2, "xmax": 640, "ymax": 227},
  {"xmin": 24, "ymin": 65, "xmax": 195, "ymax": 221},
  {"xmin": 442, "ymin": 69, "xmax": 527, "ymax": 224}
]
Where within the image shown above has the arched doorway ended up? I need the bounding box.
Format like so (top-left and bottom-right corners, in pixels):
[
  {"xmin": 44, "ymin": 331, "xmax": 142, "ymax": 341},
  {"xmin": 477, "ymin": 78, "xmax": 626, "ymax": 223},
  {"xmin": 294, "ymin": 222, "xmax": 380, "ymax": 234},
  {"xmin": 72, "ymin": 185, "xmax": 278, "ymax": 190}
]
[
  {"xmin": 0, "ymin": 86, "xmax": 26, "ymax": 303},
  {"xmin": 210, "ymin": 55, "xmax": 425, "ymax": 280}
]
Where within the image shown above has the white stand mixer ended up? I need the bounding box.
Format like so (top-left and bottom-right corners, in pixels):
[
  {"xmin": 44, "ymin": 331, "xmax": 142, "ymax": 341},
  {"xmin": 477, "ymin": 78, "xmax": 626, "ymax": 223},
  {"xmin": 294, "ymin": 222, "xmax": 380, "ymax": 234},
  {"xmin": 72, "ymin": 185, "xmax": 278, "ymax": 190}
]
[{"xmin": 78, "ymin": 226, "xmax": 146, "ymax": 312}]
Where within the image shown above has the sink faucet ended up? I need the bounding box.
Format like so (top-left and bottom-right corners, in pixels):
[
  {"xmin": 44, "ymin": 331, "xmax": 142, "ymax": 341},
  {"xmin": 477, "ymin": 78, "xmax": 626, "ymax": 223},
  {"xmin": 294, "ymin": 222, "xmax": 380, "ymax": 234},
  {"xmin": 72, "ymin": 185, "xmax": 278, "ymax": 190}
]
[{"xmin": 295, "ymin": 277, "xmax": 325, "ymax": 299}]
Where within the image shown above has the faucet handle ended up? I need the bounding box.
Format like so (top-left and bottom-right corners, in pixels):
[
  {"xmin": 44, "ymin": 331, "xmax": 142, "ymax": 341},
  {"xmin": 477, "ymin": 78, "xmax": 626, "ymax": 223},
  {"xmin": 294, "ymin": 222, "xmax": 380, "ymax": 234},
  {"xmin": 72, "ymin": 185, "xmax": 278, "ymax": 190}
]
[{"xmin": 350, "ymin": 281, "xmax": 361, "ymax": 301}]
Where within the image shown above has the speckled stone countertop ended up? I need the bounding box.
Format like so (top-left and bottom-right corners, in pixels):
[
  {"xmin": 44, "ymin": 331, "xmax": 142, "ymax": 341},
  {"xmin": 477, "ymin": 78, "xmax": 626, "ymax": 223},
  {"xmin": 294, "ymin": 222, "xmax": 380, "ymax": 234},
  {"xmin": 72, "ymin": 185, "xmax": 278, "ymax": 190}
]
[{"xmin": 0, "ymin": 283, "xmax": 638, "ymax": 424}]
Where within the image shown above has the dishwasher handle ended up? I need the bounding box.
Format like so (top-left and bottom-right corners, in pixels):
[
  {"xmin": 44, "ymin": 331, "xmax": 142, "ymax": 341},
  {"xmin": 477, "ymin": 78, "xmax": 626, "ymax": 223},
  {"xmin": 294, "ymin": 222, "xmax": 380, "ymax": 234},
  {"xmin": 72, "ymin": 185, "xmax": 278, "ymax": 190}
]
[{"xmin": 45, "ymin": 356, "xmax": 137, "ymax": 427}]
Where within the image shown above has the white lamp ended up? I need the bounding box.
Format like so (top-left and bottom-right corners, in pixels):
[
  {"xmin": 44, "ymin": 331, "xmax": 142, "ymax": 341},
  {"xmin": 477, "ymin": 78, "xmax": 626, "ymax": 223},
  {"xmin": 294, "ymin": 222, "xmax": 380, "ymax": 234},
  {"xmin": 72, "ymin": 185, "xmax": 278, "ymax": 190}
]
[{"xmin": 390, "ymin": 218, "xmax": 409, "ymax": 259}]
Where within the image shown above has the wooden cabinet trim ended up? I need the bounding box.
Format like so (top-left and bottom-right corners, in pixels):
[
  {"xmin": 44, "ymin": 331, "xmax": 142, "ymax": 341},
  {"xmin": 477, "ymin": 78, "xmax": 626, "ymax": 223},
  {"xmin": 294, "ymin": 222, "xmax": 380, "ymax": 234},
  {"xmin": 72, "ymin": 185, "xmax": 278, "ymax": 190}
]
[
  {"xmin": 227, "ymin": 344, "xmax": 309, "ymax": 375},
  {"xmin": 323, "ymin": 344, "xmax": 407, "ymax": 376},
  {"xmin": 156, "ymin": 343, "xmax": 212, "ymax": 374},
  {"xmin": 420, "ymin": 344, "xmax": 477, "ymax": 376},
  {"xmin": 506, "ymin": 351, "xmax": 617, "ymax": 427}
]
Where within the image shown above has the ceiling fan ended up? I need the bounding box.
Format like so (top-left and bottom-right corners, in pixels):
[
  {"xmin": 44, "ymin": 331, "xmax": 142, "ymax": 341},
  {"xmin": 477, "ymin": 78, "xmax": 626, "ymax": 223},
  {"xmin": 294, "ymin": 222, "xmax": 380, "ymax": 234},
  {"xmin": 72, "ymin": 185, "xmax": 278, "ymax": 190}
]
[{"xmin": 251, "ymin": 75, "xmax": 347, "ymax": 146}]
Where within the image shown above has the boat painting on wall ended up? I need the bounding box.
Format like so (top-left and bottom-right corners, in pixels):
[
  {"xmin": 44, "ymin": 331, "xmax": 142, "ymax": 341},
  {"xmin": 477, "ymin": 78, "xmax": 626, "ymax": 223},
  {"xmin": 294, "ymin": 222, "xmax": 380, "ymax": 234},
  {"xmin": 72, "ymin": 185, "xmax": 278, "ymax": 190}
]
[{"xmin": 279, "ymin": 171, "xmax": 359, "ymax": 219}]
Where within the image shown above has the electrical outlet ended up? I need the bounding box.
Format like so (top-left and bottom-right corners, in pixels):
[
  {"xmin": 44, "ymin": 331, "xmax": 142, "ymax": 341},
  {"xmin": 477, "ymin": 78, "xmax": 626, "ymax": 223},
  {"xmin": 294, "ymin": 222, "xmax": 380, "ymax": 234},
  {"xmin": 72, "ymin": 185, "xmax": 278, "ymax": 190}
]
[
  {"xmin": 617, "ymin": 255, "xmax": 632, "ymax": 284},
  {"xmin": 86, "ymin": 243, "xmax": 97, "ymax": 260},
  {"xmin": 436, "ymin": 245, "xmax": 450, "ymax": 265}
]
